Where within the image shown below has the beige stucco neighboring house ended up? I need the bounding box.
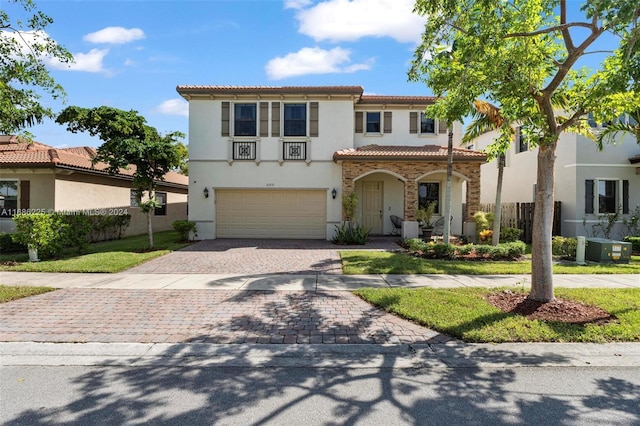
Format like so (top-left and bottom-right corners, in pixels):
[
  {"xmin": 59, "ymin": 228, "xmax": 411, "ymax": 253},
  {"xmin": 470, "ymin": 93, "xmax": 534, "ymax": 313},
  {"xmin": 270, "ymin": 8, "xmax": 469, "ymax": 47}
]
[
  {"xmin": 472, "ymin": 122, "xmax": 640, "ymax": 239},
  {"xmin": 176, "ymin": 85, "xmax": 487, "ymax": 240},
  {"xmin": 0, "ymin": 135, "xmax": 188, "ymax": 236}
]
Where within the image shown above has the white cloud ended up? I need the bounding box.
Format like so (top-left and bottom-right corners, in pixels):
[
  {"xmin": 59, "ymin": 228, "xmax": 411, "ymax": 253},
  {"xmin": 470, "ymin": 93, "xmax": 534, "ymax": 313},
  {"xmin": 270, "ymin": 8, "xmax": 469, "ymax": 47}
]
[
  {"xmin": 266, "ymin": 46, "xmax": 373, "ymax": 80},
  {"xmin": 47, "ymin": 48, "xmax": 109, "ymax": 73},
  {"xmin": 284, "ymin": 0, "xmax": 313, "ymax": 9},
  {"xmin": 1, "ymin": 30, "xmax": 108, "ymax": 73},
  {"xmin": 84, "ymin": 27, "xmax": 145, "ymax": 44},
  {"xmin": 294, "ymin": 0, "xmax": 424, "ymax": 43},
  {"xmin": 153, "ymin": 99, "xmax": 188, "ymax": 117}
]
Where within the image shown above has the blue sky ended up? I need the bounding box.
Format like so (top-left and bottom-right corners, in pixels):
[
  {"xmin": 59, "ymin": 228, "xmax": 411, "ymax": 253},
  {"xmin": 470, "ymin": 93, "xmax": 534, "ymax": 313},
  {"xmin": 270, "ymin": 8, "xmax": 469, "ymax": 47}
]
[
  {"xmin": 10, "ymin": 0, "xmax": 431, "ymax": 148},
  {"xmin": 7, "ymin": 0, "xmax": 618, "ymax": 149}
]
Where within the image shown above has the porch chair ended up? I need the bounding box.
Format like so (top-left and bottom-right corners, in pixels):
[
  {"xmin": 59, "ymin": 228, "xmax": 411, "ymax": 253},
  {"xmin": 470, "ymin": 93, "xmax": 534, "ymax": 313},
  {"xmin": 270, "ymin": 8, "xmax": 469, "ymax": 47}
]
[
  {"xmin": 431, "ymin": 215, "xmax": 453, "ymax": 239},
  {"xmin": 390, "ymin": 215, "xmax": 404, "ymax": 235}
]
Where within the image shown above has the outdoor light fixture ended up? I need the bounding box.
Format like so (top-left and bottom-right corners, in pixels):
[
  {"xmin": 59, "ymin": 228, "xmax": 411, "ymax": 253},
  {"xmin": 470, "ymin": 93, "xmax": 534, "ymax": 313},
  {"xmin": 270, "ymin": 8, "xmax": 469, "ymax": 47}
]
[
  {"xmin": 331, "ymin": 188, "xmax": 337, "ymax": 199},
  {"xmin": 203, "ymin": 187, "xmax": 209, "ymax": 198}
]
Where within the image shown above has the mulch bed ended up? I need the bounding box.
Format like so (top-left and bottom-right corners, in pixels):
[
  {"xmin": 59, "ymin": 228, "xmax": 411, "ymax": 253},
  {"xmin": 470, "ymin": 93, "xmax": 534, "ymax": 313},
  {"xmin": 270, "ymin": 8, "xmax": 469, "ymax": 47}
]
[{"xmin": 487, "ymin": 290, "xmax": 617, "ymax": 325}]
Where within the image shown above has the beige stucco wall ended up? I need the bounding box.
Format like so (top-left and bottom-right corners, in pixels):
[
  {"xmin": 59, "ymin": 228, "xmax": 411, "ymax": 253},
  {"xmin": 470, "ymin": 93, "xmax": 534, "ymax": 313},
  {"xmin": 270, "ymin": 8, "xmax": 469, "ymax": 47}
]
[{"xmin": 0, "ymin": 169, "xmax": 56, "ymax": 233}]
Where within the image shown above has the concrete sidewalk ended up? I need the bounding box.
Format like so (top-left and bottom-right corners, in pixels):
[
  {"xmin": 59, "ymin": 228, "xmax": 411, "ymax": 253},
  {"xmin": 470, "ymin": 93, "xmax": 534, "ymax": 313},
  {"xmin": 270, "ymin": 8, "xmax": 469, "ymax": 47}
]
[{"xmin": 2, "ymin": 271, "xmax": 639, "ymax": 290}]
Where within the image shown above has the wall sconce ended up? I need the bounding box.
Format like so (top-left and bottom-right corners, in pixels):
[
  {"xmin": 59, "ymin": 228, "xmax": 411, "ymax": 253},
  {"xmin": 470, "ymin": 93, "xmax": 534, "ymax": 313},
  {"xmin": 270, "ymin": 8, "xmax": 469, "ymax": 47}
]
[
  {"xmin": 331, "ymin": 188, "xmax": 337, "ymax": 199},
  {"xmin": 203, "ymin": 187, "xmax": 209, "ymax": 198}
]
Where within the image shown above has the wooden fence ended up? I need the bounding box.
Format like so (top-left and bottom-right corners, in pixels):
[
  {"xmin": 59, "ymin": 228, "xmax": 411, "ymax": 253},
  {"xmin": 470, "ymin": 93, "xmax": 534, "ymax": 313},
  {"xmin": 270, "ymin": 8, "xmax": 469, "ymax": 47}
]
[{"xmin": 479, "ymin": 202, "xmax": 562, "ymax": 243}]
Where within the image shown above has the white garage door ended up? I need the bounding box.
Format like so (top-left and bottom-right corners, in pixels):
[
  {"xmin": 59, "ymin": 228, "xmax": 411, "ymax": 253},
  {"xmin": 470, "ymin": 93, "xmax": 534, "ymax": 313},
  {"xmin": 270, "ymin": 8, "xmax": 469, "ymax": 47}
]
[{"xmin": 216, "ymin": 190, "xmax": 326, "ymax": 239}]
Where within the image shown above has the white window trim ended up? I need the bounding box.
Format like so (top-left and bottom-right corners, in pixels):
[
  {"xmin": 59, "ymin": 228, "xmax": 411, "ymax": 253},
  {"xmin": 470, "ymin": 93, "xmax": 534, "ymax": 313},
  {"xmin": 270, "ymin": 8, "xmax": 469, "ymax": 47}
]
[
  {"xmin": 364, "ymin": 111, "xmax": 383, "ymax": 136},
  {"xmin": 593, "ymin": 178, "xmax": 624, "ymax": 215},
  {"xmin": 0, "ymin": 178, "xmax": 20, "ymax": 214},
  {"xmin": 282, "ymin": 102, "xmax": 309, "ymax": 139},
  {"xmin": 418, "ymin": 113, "xmax": 438, "ymax": 137},
  {"xmin": 231, "ymin": 102, "xmax": 259, "ymax": 138}
]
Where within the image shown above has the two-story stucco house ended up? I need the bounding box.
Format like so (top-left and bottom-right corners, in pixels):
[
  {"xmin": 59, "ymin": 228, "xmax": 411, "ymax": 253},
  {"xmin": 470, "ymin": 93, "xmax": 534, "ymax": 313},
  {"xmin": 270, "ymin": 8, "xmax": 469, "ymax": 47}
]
[
  {"xmin": 473, "ymin": 122, "xmax": 640, "ymax": 239},
  {"xmin": 177, "ymin": 85, "xmax": 487, "ymax": 240}
]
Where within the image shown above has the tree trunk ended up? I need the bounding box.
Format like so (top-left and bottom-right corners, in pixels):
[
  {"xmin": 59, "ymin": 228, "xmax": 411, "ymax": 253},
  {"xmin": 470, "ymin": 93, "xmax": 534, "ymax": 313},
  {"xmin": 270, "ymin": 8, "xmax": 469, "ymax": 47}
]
[
  {"xmin": 443, "ymin": 127, "xmax": 453, "ymax": 244},
  {"xmin": 492, "ymin": 155, "xmax": 504, "ymax": 246},
  {"xmin": 529, "ymin": 143, "xmax": 557, "ymax": 302},
  {"xmin": 147, "ymin": 184, "xmax": 154, "ymax": 249}
]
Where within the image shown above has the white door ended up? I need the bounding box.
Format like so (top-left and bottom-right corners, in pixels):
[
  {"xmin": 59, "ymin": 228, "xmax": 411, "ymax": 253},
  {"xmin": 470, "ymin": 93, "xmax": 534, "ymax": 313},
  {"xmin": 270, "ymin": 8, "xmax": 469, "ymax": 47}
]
[{"xmin": 216, "ymin": 190, "xmax": 326, "ymax": 238}]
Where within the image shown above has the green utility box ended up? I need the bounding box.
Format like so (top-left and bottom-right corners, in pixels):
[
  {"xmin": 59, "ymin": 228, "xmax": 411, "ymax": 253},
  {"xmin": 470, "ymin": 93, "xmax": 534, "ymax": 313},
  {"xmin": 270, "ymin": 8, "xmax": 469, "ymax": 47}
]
[{"xmin": 585, "ymin": 238, "xmax": 632, "ymax": 264}]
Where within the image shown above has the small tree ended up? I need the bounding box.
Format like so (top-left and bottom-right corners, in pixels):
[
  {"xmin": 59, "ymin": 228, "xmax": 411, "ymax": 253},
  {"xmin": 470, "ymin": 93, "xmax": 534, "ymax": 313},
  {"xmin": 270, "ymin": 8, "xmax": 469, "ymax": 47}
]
[
  {"xmin": 56, "ymin": 106, "xmax": 183, "ymax": 249},
  {"xmin": 342, "ymin": 192, "xmax": 358, "ymax": 222}
]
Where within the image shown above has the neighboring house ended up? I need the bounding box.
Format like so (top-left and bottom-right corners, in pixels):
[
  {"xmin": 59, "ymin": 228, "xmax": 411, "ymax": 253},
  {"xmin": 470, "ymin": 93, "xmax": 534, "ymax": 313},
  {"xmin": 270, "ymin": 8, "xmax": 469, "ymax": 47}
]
[
  {"xmin": 0, "ymin": 135, "xmax": 188, "ymax": 236},
  {"xmin": 472, "ymin": 121, "xmax": 640, "ymax": 239},
  {"xmin": 176, "ymin": 85, "xmax": 487, "ymax": 240}
]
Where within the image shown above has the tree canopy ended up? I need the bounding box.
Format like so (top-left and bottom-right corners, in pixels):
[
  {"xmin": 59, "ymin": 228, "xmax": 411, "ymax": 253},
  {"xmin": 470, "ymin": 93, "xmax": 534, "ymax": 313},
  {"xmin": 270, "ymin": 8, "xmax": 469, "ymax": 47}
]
[
  {"xmin": 1, "ymin": 0, "xmax": 72, "ymax": 136},
  {"xmin": 56, "ymin": 105, "xmax": 185, "ymax": 248},
  {"xmin": 409, "ymin": 0, "xmax": 640, "ymax": 302}
]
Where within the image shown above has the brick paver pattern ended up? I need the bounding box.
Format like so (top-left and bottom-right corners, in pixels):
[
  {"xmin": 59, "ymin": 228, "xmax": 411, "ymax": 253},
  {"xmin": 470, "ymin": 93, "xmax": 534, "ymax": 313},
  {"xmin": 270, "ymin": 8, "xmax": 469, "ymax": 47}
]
[
  {"xmin": 0, "ymin": 288, "xmax": 452, "ymax": 344},
  {"xmin": 127, "ymin": 238, "xmax": 401, "ymax": 274}
]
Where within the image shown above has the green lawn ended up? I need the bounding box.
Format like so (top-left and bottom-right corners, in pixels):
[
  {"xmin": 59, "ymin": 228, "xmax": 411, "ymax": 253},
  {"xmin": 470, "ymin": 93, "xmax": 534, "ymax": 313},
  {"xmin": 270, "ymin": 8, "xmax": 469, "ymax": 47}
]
[
  {"xmin": 0, "ymin": 285, "xmax": 56, "ymax": 303},
  {"xmin": 0, "ymin": 231, "xmax": 193, "ymax": 273},
  {"xmin": 341, "ymin": 251, "xmax": 640, "ymax": 275},
  {"xmin": 354, "ymin": 287, "xmax": 640, "ymax": 343}
]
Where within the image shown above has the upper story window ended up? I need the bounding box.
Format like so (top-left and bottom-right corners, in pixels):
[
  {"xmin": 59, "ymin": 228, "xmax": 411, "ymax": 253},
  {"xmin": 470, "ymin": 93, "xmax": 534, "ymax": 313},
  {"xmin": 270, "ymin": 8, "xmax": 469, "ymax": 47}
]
[
  {"xmin": 284, "ymin": 104, "xmax": 307, "ymax": 136},
  {"xmin": 366, "ymin": 112, "xmax": 381, "ymax": 133},
  {"xmin": 516, "ymin": 126, "xmax": 528, "ymax": 153},
  {"xmin": 420, "ymin": 113, "xmax": 436, "ymax": 134},
  {"xmin": 234, "ymin": 104, "xmax": 257, "ymax": 136}
]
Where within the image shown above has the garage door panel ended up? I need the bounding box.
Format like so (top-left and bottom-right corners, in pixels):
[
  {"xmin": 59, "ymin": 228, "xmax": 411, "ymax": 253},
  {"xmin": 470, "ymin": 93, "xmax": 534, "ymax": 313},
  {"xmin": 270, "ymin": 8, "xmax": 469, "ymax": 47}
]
[{"xmin": 216, "ymin": 190, "xmax": 326, "ymax": 239}]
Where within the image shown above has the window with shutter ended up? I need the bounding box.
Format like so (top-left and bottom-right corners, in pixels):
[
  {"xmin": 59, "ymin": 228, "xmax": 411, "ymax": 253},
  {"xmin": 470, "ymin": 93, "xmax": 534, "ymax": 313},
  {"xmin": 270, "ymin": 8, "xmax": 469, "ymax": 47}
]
[
  {"xmin": 585, "ymin": 179, "xmax": 594, "ymax": 214},
  {"xmin": 409, "ymin": 112, "xmax": 418, "ymax": 134},
  {"xmin": 271, "ymin": 102, "xmax": 280, "ymax": 137},
  {"xmin": 259, "ymin": 102, "xmax": 269, "ymax": 137},
  {"xmin": 438, "ymin": 120, "xmax": 447, "ymax": 134},
  {"xmin": 623, "ymin": 180, "xmax": 629, "ymax": 214},
  {"xmin": 310, "ymin": 102, "xmax": 319, "ymax": 137}
]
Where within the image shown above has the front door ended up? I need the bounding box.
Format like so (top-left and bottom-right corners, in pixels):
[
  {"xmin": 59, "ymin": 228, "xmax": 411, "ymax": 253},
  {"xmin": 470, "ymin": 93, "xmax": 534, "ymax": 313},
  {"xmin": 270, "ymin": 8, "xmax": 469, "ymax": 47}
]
[{"xmin": 362, "ymin": 181, "xmax": 383, "ymax": 234}]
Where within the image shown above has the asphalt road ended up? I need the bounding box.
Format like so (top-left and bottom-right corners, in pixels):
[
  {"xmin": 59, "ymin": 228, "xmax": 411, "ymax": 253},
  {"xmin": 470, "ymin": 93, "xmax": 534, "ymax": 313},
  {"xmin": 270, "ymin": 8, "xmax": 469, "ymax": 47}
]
[{"xmin": 2, "ymin": 364, "xmax": 639, "ymax": 425}]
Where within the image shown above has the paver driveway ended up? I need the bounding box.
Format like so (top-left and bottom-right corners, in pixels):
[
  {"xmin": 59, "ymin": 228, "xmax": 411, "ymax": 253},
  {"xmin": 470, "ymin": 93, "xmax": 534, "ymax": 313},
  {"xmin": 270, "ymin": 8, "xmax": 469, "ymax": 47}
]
[
  {"xmin": 0, "ymin": 288, "xmax": 452, "ymax": 344},
  {"xmin": 127, "ymin": 238, "xmax": 401, "ymax": 274}
]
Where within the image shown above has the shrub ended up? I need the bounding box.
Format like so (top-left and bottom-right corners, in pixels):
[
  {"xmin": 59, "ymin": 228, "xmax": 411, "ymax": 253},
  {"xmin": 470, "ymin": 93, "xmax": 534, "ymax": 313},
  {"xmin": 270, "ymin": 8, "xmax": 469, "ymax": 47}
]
[
  {"xmin": 552, "ymin": 236, "xmax": 577, "ymax": 258},
  {"xmin": 58, "ymin": 213, "xmax": 92, "ymax": 254},
  {"xmin": 404, "ymin": 239, "xmax": 525, "ymax": 261},
  {"xmin": 474, "ymin": 211, "xmax": 494, "ymax": 241},
  {"xmin": 499, "ymin": 227, "xmax": 523, "ymax": 243},
  {"xmin": 405, "ymin": 238, "xmax": 429, "ymax": 252},
  {"xmin": 479, "ymin": 229, "xmax": 493, "ymax": 244},
  {"xmin": 624, "ymin": 236, "xmax": 640, "ymax": 254},
  {"xmin": 11, "ymin": 213, "xmax": 59, "ymax": 258},
  {"xmin": 332, "ymin": 222, "xmax": 370, "ymax": 245},
  {"xmin": 88, "ymin": 214, "xmax": 131, "ymax": 242},
  {"xmin": 342, "ymin": 192, "xmax": 358, "ymax": 221},
  {"xmin": 0, "ymin": 233, "xmax": 26, "ymax": 253},
  {"xmin": 172, "ymin": 220, "xmax": 197, "ymax": 242}
]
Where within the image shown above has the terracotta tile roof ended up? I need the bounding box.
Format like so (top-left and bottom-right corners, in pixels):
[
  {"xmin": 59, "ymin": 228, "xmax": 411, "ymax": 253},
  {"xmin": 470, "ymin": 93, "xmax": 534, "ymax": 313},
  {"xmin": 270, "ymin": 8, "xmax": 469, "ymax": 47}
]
[
  {"xmin": 358, "ymin": 95, "xmax": 439, "ymax": 105},
  {"xmin": 333, "ymin": 145, "xmax": 487, "ymax": 162},
  {"xmin": 177, "ymin": 85, "xmax": 364, "ymax": 97},
  {"xmin": 0, "ymin": 136, "xmax": 188, "ymax": 187}
]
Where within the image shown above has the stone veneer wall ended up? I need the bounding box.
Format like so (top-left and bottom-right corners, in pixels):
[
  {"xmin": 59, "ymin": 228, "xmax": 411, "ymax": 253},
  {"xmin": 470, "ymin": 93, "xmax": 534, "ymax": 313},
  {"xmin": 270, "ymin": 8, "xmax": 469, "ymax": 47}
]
[{"xmin": 341, "ymin": 160, "xmax": 481, "ymax": 221}]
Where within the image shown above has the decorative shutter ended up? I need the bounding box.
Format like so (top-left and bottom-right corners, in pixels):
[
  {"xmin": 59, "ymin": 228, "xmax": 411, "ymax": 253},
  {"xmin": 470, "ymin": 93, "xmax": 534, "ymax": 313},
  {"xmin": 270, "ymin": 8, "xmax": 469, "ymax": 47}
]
[
  {"xmin": 383, "ymin": 111, "xmax": 392, "ymax": 133},
  {"xmin": 20, "ymin": 180, "xmax": 30, "ymax": 210},
  {"xmin": 259, "ymin": 102, "xmax": 269, "ymax": 137},
  {"xmin": 409, "ymin": 112, "xmax": 418, "ymax": 134},
  {"xmin": 438, "ymin": 120, "xmax": 448, "ymax": 134},
  {"xmin": 221, "ymin": 102, "xmax": 230, "ymax": 136},
  {"xmin": 310, "ymin": 102, "xmax": 319, "ymax": 137},
  {"xmin": 271, "ymin": 102, "xmax": 280, "ymax": 137},
  {"xmin": 623, "ymin": 180, "xmax": 629, "ymax": 214},
  {"xmin": 355, "ymin": 111, "xmax": 363, "ymax": 133},
  {"xmin": 585, "ymin": 179, "xmax": 594, "ymax": 214}
]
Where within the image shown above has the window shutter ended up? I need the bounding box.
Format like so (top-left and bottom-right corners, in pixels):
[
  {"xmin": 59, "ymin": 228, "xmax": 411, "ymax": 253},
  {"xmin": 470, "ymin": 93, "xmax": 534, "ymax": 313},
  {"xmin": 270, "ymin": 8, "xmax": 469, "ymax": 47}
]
[
  {"xmin": 355, "ymin": 111, "xmax": 363, "ymax": 133},
  {"xmin": 438, "ymin": 120, "xmax": 447, "ymax": 134},
  {"xmin": 271, "ymin": 102, "xmax": 280, "ymax": 137},
  {"xmin": 20, "ymin": 180, "xmax": 30, "ymax": 210},
  {"xmin": 383, "ymin": 111, "xmax": 392, "ymax": 133},
  {"xmin": 221, "ymin": 102, "xmax": 230, "ymax": 136},
  {"xmin": 259, "ymin": 102, "xmax": 269, "ymax": 137},
  {"xmin": 585, "ymin": 179, "xmax": 594, "ymax": 214},
  {"xmin": 310, "ymin": 102, "xmax": 319, "ymax": 137},
  {"xmin": 623, "ymin": 179, "xmax": 629, "ymax": 214},
  {"xmin": 409, "ymin": 112, "xmax": 418, "ymax": 134}
]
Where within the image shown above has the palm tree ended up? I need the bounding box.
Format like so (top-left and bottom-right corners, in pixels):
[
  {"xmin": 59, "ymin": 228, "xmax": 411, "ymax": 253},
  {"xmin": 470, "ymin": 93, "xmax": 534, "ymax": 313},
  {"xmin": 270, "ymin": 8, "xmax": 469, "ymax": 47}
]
[{"xmin": 463, "ymin": 100, "xmax": 512, "ymax": 245}]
